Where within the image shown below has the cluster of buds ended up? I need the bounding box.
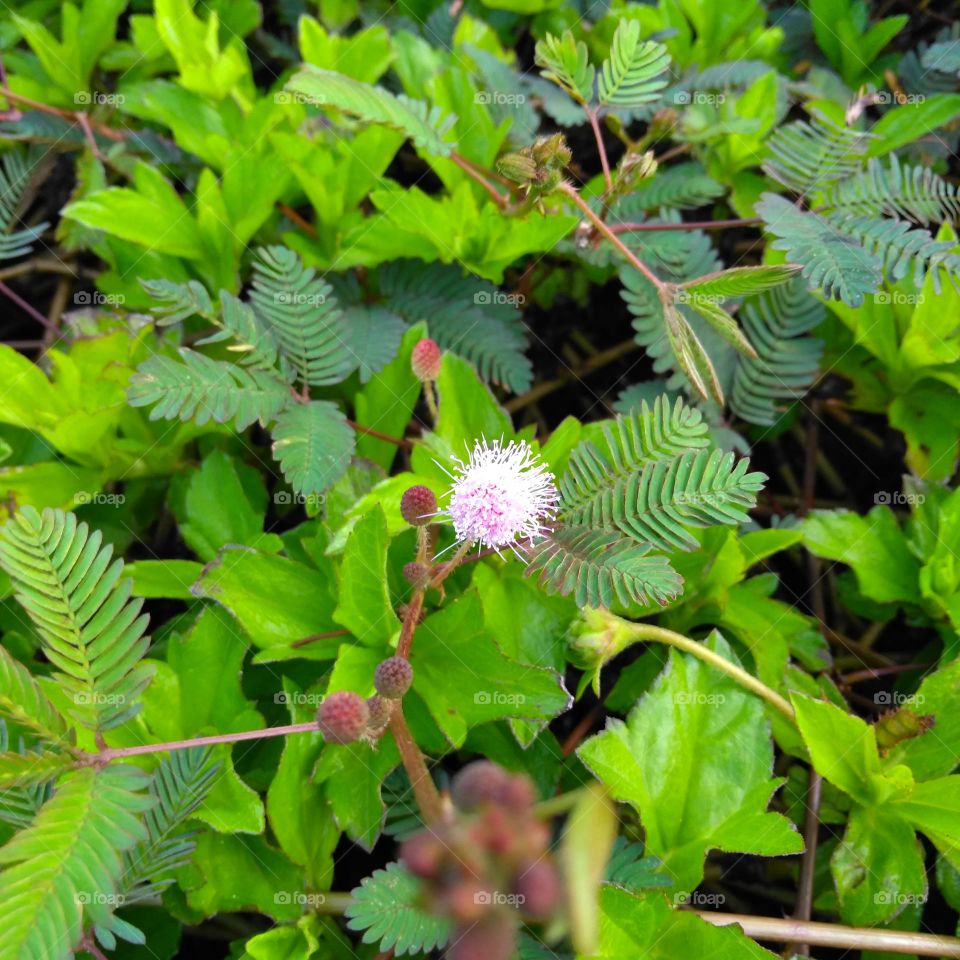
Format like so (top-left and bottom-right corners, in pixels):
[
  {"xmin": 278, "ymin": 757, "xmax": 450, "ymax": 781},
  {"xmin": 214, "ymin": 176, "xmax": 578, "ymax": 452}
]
[
  {"xmin": 497, "ymin": 134, "xmax": 572, "ymax": 203},
  {"xmin": 315, "ymin": 656, "xmax": 414, "ymax": 744},
  {"xmin": 400, "ymin": 761, "xmax": 560, "ymax": 960}
]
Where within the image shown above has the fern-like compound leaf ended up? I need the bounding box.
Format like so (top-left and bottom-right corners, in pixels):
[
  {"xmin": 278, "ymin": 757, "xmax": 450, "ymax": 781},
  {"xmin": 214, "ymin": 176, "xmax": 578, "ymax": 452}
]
[
  {"xmin": 0, "ymin": 507, "xmax": 154, "ymax": 732},
  {"xmin": 731, "ymin": 279, "xmax": 825, "ymax": 426},
  {"xmin": 271, "ymin": 400, "xmax": 356, "ymax": 497},
  {"xmin": 128, "ymin": 348, "xmax": 292, "ymax": 431},
  {"xmin": 763, "ymin": 115, "xmax": 870, "ymax": 195},
  {"xmin": 560, "ymin": 403, "xmax": 765, "ymax": 552},
  {"xmin": 534, "ymin": 31, "xmax": 595, "ymax": 105},
  {"xmin": 121, "ymin": 747, "xmax": 219, "ymax": 904},
  {"xmin": 614, "ymin": 162, "xmax": 724, "ymax": 214},
  {"xmin": 196, "ymin": 291, "xmax": 287, "ymax": 374},
  {"xmin": 140, "ymin": 278, "xmax": 215, "ymax": 326},
  {"xmin": 0, "ymin": 749, "xmax": 74, "ymax": 790},
  {"xmin": 249, "ymin": 245, "xmax": 357, "ymax": 387},
  {"xmin": 756, "ymin": 193, "xmax": 882, "ymax": 305},
  {"xmin": 0, "ymin": 645, "xmax": 69, "ymax": 746},
  {"xmin": 0, "ymin": 765, "xmax": 152, "ymax": 960},
  {"xmin": 815, "ymin": 155, "xmax": 960, "ymax": 226},
  {"xmin": 680, "ymin": 265, "xmax": 801, "ymax": 299},
  {"xmin": 0, "ymin": 147, "xmax": 47, "ymax": 262},
  {"xmin": 375, "ymin": 260, "xmax": 532, "ymax": 392},
  {"xmin": 346, "ymin": 861, "xmax": 454, "ymax": 956},
  {"xmin": 598, "ymin": 21, "xmax": 670, "ymax": 108},
  {"xmin": 285, "ymin": 67, "xmax": 456, "ymax": 156},
  {"xmin": 525, "ymin": 526, "xmax": 682, "ymax": 608}
]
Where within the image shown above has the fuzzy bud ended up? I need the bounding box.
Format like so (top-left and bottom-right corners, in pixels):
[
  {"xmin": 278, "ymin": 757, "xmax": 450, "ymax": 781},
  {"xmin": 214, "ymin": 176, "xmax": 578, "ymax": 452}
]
[
  {"xmin": 400, "ymin": 831, "xmax": 444, "ymax": 878},
  {"xmin": 375, "ymin": 656, "xmax": 414, "ymax": 699},
  {"xmin": 316, "ymin": 691, "xmax": 369, "ymax": 744},
  {"xmin": 365, "ymin": 694, "xmax": 394, "ymax": 734},
  {"xmin": 403, "ymin": 560, "xmax": 431, "ymax": 588},
  {"xmin": 411, "ymin": 338, "xmax": 442, "ymax": 381},
  {"xmin": 450, "ymin": 761, "xmax": 513, "ymax": 812},
  {"xmin": 514, "ymin": 860, "xmax": 560, "ymax": 920},
  {"xmin": 401, "ymin": 485, "xmax": 437, "ymax": 526},
  {"xmin": 447, "ymin": 916, "xmax": 516, "ymax": 960}
]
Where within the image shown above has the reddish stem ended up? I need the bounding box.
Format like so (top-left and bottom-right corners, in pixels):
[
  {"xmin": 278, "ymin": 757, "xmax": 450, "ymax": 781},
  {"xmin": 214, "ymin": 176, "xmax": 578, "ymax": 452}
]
[
  {"xmin": 90, "ymin": 721, "xmax": 320, "ymax": 762},
  {"xmin": 0, "ymin": 280, "xmax": 61, "ymax": 334},
  {"xmin": 608, "ymin": 217, "xmax": 762, "ymax": 234},
  {"xmin": 450, "ymin": 152, "xmax": 508, "ymax": 208},
  {"xmin": 388, "ymin": 707, "xmax": 444, "ymax": 824},
  {"xmin": 346, "ymin": 419, "xmax": 412, "ymax": 449},
  {"xmin": 586, "ymin": 108, "xmax": 613, "ymax": 193}
]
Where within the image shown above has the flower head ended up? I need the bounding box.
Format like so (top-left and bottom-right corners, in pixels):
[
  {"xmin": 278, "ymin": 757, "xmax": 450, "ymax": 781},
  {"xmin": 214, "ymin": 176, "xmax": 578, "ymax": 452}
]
[{"xmin": 443, "ymin": 439, "xmax": 558, "ymax": 554}]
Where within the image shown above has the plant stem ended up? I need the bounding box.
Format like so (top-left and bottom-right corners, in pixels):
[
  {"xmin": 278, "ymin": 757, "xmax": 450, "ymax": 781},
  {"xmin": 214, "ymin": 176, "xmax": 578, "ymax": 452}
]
[
  {"xmin": 395, "ymin": 590, "xmax": 424, "ymax": 659},
  {"xmin": 0, "ymin": 280, "xmax": 61, "ymax": 334},
  {"xmin": 697, "ymin": 912, "xmax": 960, "ymax": 957},
  {"xmin": 608, "ymin": 218, "xmax": 762, "ymax": 234},
  {"xmin": 792, "ymin": 770, "xmax": 822, "ymax": 956},
  {"xmin": 388, "ymin": 707, "xmax": 445, "ymax": 824},
  {"xmin": 346, "ymin": 419, "xmax": 412, "ymax": 449},
  {"xmin": 557, "ymin": 182, "xmax": 667, "ymax": 292},
  {"xmin": 450, "ymin": 152, "xmax": 509, "ymax": 209},
  {"xmin": 622, "ymin": 621, "xmax": 796, "ymax": 722},
  {"xmin": 89, "ymin": 721, "xmax": 321, "ymax": 762},
  {"xmin": 586, "ymin": 108, "xmax": 613, "ymax": 193},
  {"xmin": 534, "ymin": 788, "xmax": 586, "ymax": 819}
]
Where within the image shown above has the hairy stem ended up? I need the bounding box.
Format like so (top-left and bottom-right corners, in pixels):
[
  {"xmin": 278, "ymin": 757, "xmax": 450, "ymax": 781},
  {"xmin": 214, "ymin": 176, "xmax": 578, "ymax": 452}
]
[
  {"xmin": 622, "ymin": 621, "xmax": 796, "ymax": 722},
  {"xmin": 586, "ymin": 108, "xmax": 613, "ymax": 193},
  {"xmin": 557, "ymin": 182, "xmax": 667, "ymax": 292},
  {"xmin": 608, "ymin": 218, "xmax": 762, "ymax": 234},
  {"xmin": 697, "ymin": 913, "xmax": 960, "ymax": 957},
  {"xmin": 450, "ymin": 152, "xmax": 509, "ymax": 209},
  {"xmin": 89, "ymin": 721, "xmax": 321, "ymax": 762},
  {"xmin": 389, "ymin": 707, "xmax": 445, "ymax": 824}
]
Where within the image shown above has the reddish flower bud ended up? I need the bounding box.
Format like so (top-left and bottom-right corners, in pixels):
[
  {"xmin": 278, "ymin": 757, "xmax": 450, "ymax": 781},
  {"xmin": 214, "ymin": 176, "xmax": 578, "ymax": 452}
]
[
  {"xmin": 514, "ymin": 860, "xmax": 560, "ymax": 920},
  {"xmin": 403, "ymin": 560, "xmax": 431, "ymax": 588},
  {"xmin": 316, "ymin": 691, "xmax": 369, "ymax": 744},
  {"xmin": 450, "ymin": 761, "xmax": 512, "ymax": 812},
  {"xmin": 411, "ymin": 338, "xmax": 442, "ymax": 381},
  {"xmin": 401, "ymin": 485, "xmax": 437, "ymax": 526},
  {"xmin": 374, "ymin": 656, "xmax": 414, "ymax": 699},
  {"xmin": 447, "ymin": 916, "xmax": 516, "ymax": 960},
  {"xmin": 400, "ymin": 830, "xmax": 444, "ymax": 878}
]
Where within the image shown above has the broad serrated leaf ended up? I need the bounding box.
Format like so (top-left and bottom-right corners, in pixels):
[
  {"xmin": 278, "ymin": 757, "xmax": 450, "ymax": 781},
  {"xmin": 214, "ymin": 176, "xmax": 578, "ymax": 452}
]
[
  {"xmin": 271, "ymin": 401, "xmax": 356, "ymax": 497},
  {"xmin": 579, "ymin": 632, "xmax": 802, "ymax": 891}
]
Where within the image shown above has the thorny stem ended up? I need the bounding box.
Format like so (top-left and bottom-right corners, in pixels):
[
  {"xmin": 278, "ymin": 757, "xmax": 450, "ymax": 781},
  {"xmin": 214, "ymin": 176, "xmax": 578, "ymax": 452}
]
[
  {"xmin": 557, "ymin": 182, "xmax": 668, "ymax": 293},
  {"xmin": 620, "ymin": 620, "xmax": 796, "ymax": 722}
]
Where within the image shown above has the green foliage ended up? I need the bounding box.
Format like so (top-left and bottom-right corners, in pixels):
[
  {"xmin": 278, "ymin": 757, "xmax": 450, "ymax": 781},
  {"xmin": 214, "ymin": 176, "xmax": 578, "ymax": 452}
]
[
  {"xmin": 0, "ymin": 148, "xmax": 47, "ymax": 262},
  {"xmin": 0, "ymin": 507, "xmax": 153, "ymax": 732},
  {"xmin": 271, "ymin": 401, "xmax": 356, "ymax": 499},
  {"xmin": 345, "ymin": 862, "xmax": 453, "ymax": 956}
]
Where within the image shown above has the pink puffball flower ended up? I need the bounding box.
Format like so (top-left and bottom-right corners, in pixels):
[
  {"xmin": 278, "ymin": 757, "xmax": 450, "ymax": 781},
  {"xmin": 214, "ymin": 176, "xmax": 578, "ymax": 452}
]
[{"xmin": 442, "ymin": 439, "xmax": 559, "ymax": 556}]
